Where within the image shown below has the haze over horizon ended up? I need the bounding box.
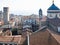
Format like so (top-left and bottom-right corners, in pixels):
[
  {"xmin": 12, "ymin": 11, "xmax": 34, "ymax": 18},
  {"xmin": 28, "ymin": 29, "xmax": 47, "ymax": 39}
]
[{"xmin": 0, "ymin": 0, "xmax": 60, "ymax": 15}]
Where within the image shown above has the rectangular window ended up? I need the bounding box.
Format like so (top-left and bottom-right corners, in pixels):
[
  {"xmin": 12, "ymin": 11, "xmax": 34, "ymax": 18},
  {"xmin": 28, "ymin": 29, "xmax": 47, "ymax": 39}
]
[
  {"xmin": 50, "ymin": 14, "xmax": 52, "ymax": 17},
  {"xmin": 58, "ymin": 27, "xmax": 60, "ymax": 32},
  {"xmin": 0, "ymin": 43, "xmax": 3, "ymax": 45}
]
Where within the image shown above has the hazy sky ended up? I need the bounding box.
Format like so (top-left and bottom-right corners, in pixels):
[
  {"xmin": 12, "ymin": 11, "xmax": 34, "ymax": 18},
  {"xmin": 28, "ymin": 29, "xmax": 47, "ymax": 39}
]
[{"xmin": 0, "ymin": 0, "xmax": 60, "ymax": 15}]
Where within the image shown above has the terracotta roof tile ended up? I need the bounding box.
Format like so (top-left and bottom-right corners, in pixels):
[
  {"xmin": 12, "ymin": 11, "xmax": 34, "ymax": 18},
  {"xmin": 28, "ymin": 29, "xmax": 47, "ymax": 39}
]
[{"xmin": 0, "ymin": 35, "xmax": 21, "ymax": 44}]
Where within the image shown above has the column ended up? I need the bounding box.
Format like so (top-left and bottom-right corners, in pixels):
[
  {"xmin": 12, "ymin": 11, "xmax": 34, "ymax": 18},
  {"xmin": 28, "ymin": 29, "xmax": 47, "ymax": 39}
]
[
  {"xmin": 8, "ymin": 44, "xmax": 9, "ymax": 45},
  {"xmin": 3, "ymin": 44, "xmax": 5, "ymax": 45}
]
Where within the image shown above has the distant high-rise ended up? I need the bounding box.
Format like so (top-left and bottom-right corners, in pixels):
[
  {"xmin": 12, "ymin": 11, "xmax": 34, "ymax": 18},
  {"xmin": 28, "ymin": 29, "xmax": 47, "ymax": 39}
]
[
  {"xmin": 39, "ymin": 9, "xmax": 43, "ymax": 19},
  {"xmin": 0, "ymin": 11, "xmax": 3, "ymax": 19},
  {"xmin": 3, "ymin": 7, "xmax": 9, "ymax": 24}
]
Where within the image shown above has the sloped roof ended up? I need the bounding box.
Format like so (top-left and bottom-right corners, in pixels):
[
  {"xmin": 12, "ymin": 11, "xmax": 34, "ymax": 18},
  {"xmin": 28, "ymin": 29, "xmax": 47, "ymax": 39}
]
[{"xmin": 47, "ymin": 29, "xmax": 60, "ymax": 44}]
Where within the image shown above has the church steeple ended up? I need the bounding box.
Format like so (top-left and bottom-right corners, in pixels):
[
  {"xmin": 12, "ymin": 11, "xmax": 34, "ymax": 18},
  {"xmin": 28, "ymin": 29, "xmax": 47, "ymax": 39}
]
[{"xmin": 39, "ymin": 9, "xmax": 42, "ymax": 19}]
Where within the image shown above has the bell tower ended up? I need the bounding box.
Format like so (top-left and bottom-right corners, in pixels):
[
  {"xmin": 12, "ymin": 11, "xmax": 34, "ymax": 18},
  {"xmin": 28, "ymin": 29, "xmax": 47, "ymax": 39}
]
[{"xmin": 39, "ymin": 9, "xmax": 43, "ymax": 19}]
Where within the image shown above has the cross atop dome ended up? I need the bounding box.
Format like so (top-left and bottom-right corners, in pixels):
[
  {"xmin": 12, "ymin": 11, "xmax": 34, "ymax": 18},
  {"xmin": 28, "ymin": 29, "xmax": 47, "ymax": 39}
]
[{"xmin": 52, "ymin": 0, "xmax": 54, "ymax": 4}]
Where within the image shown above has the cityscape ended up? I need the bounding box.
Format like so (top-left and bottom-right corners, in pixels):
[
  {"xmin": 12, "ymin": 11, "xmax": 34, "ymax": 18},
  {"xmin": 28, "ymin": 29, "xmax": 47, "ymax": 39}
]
[{"xmin": 0, "ymin": 0, "xmax": 60, "ymax": 45}]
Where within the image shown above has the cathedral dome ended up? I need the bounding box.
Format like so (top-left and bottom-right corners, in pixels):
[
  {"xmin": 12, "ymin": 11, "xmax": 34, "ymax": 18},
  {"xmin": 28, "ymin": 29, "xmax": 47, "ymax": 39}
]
[{"xmin": 48, "ymin": 3, "xmax": 59, "ymax": 10}]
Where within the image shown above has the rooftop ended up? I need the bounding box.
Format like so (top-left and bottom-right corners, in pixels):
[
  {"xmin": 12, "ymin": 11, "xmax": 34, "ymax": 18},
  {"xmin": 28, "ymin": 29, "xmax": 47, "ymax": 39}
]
[
  {"xmin": 47, "ymin": 29, "xmax": 60, "ymax": 44},
  {"xmin": 0, "ymin": 35, "xmax": 21, "ymax": 44}
]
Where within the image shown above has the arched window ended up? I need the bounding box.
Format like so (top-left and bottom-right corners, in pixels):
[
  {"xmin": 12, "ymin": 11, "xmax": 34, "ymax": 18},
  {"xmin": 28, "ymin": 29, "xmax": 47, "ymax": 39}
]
[
  {"xmin": 48, "ymin": 13, "xmax": 56, "ymax": 19},
  {"xmin": 50, "ymin": 14, "xmax": 52, "ymax": 17}
]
